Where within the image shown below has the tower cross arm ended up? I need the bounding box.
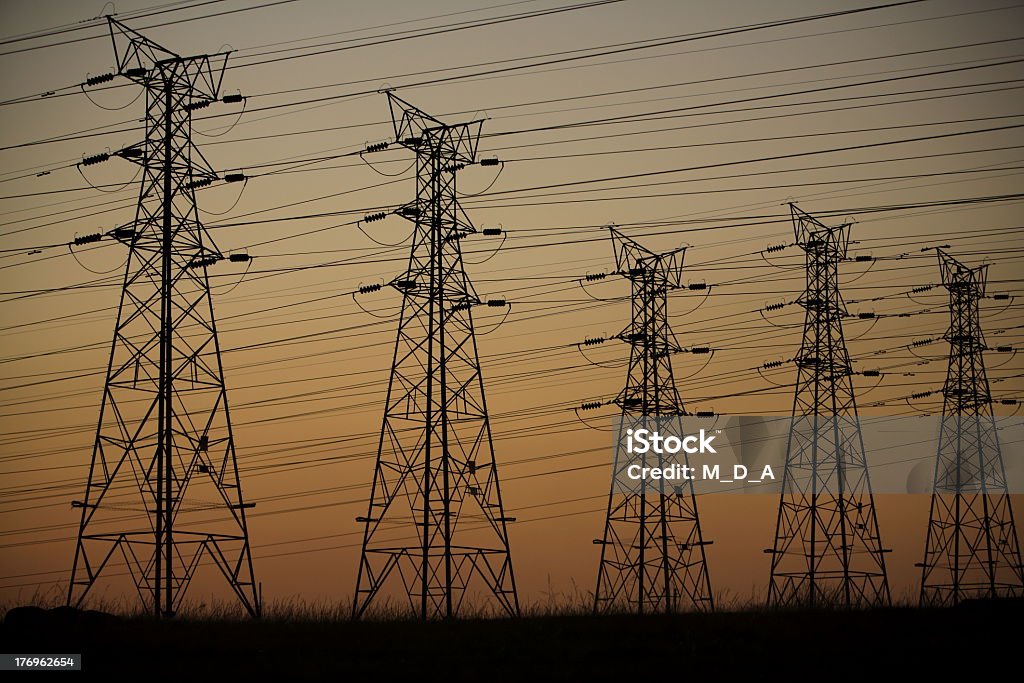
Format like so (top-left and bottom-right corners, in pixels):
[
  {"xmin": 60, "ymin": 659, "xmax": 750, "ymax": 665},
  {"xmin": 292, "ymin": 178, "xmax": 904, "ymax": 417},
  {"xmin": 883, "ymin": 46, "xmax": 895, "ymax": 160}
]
[
  {"xmin": 790, "ymin": 203, "xmax": 850, "ymax": 258},
  {"xmin": 107, "ymin": 17, "xmax": 229, "ymax": 100},
  {"xmin": 386, "ymin": 91, "xmax": 482, "ymax": 162},
  {"xmin": 108, "ymin": 16, "xmax": 179, "ymax": 69},
  {"xmin": 609, "ymin": 226, "xmax": 686, "ymax": 288},
  {"xmin": 937, "ymin": 249, "xmax": 988, "ymax": 295}
]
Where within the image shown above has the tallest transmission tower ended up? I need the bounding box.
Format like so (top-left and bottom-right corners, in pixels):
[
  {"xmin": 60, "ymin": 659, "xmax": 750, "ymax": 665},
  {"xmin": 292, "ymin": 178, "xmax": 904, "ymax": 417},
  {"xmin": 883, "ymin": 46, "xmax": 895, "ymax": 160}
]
[
  {"xmin": 353, "ymin": 93, "xmax": 518, "ymax": 619},
  {"xmin": 918, "ymin": 250, "xmax": 1024, "ymax": 605},
  {"xmin": 766, "ymin": 205, "xmax": 890, "ymax": 608},
  {"xmin": 68, "ymin": 19, "xmax": 259, "ymax": 617}
]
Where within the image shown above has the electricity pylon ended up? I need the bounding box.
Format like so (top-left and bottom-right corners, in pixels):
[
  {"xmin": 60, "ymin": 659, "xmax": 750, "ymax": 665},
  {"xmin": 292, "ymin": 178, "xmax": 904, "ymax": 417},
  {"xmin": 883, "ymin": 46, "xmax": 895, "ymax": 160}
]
[
  {"xmin": 766, "ymin": 205, "xmax": 890, "ymax": 608},
  {"xmin": 593, "ymin": 227, "xmax": 713, "ymax": 614},
  {"xmin": 68, "ymin": 18, "xmax": 259, "ymax": 618},
  {"xmin": 918, "ymin": 250, "xmax": 1024, "ymax": 605},
  {"xmin": 353, "ymin": 93, "xmax": 518, "ymax": 620}
]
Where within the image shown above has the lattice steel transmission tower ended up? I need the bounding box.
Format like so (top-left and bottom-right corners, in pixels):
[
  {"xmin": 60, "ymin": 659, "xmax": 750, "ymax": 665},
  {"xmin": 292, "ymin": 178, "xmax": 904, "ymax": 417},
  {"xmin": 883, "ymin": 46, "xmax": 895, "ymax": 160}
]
[
  {"xmin": 68, "ymin": 19, "xmax": 259, "ymax": 617},
  {"xmin": 918, "ymin": 250, "xmax": 1024, "ymax": 605},
  {"xmin": 593, "ymin": 228, "xmax": 713, "ymax": 614},
  {"xmin": 766, "ymin": 205, "xmax": 890, "ymax": 608},
  {"xmin": 353, "ymin": 93, "xmax": 518, "ymax": 620}
]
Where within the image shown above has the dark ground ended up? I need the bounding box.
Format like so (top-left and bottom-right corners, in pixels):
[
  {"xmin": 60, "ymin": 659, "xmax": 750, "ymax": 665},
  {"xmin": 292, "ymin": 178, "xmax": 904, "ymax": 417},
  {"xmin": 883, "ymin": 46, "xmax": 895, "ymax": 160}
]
[{"xmin": 2, "ymin": 601, "xmax": 1019, "ymax": 680}]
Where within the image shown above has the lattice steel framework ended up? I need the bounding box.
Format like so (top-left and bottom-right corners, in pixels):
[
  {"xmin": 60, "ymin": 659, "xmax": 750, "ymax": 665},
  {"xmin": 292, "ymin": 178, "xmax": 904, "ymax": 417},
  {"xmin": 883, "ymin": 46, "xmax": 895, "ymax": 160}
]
[
  {"xmin": 353, "ymin": 93, "xmax": 518, "ymax": 619},
  {"xmin": 68, "ymin": 18, "xmax": 259, "ymax": 617},
  {"xmin": 593, "ymin": 228, "xmax": 713, "ymax": 614},
  {"xmin": 919, "ymin": 250, "xmax": 1024, "ymax": 605},
  {"xmin": 766, "ymin": 205, "xmax": 890, "ymax": 608}
]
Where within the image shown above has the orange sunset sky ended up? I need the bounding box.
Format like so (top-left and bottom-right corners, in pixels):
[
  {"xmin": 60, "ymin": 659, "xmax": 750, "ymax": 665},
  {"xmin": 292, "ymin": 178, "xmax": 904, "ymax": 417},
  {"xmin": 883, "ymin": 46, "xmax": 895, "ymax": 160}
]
[{"xmin": 0, "ymin": 0, "xmax": 1022, "ymax": 613}]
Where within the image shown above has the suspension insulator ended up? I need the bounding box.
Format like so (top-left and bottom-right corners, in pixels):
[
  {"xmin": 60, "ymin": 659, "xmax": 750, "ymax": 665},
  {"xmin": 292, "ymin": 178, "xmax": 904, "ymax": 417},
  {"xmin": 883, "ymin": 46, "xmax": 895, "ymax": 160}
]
[
  {"xmin": 189, "ymin": 255, "xmax": 219, "ymax": 269},
  {"xmin": 765, "ymin": 243, "xmax": 786, "ymax": 253},
  {"xmin": 73, "ymin": 233, "xmax": 103, "ymax": 245},
  {"xmin": 583, "ymin": 337, "xmax": 605, "ymax": 346},
  {"xmin": 365, "ymin": 141, "xmax": 389, "ymax": 153},
  {"xmin": 85, "ymin": 72, "xmax": 115, "ymax": 86},
  {"xmin": 81, "ymin": 152, "xmax": 110, "ymax": 166},
  {"xmin": 359, "ymin": 283, "xmax": 382, "ymax": 294},
  {"xmin": 585, "ymin": 272, "xmax": 607, "ymax": 281},
  {"xmin": 363, "ymin": 212, "xmax": 388, "ymax": 223}
]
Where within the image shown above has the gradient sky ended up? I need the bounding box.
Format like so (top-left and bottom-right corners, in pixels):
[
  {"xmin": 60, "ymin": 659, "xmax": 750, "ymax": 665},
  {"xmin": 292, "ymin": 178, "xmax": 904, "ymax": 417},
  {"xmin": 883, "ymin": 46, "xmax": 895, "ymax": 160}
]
[{"xmin": 0, "ymin": 0, "xmax": 1022, "ymax": 613}]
